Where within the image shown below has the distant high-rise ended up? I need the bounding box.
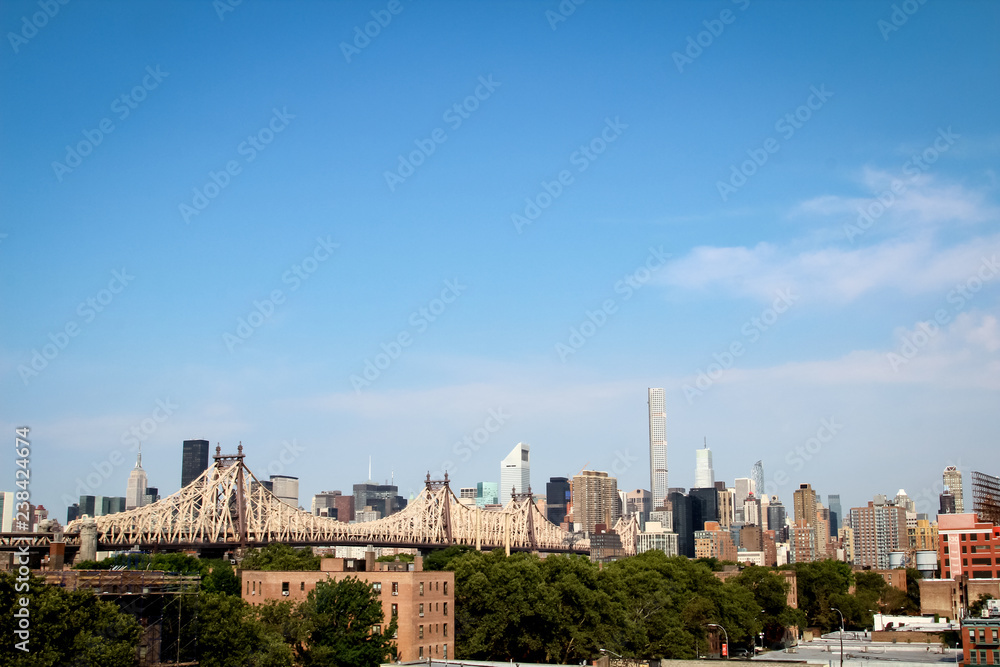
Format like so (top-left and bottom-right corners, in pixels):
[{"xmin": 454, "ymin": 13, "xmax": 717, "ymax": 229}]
[
  {"xmin": 689, "ymin": 487, "xmax": 719, "ymax": 531},
  {"xmin": 751, "ymin": 460, "xmax": 765, "ymax": 497},
  {"xmin": 476, "ymin": 481, "xmax": 499, "ymax": 508},
  {"xmin": 767, "ymin": 497, "xmax": 787, "ymax": 541},
  {"xmin": 793, "ymin": 483, "xmax": 817, "ymax": 525},
  {"xmin": 125, "ymin": 445, "xmax": 148, "ymax": 510},
  {"xmin": 828, "ymin": 494, "xmax": 842, "ymax": 536},
  {"xmin": 572, "ymin": 470, "xmax": 620, "ymax": 535},
  {"xmin": 648, "ymin": 388, "xmax": 668, "ymax": 510},
  {"xmin": 353, "ymin": 482, "xmax": 406, "ymax": 517},
  {"xmin": 270, "ymin": 475, "xmax": 299, "ymax": 508},
  {"xmin": 943, "ymin": 466, "xmax": 964, "ymax": 513},
  {"xmin": 669, "ymin": 491, "xmax": 694, "ymax": 558},
  {"xmin": 500, "ymin": 442, "xmax": 530, "ymax": 506},
  {"xmin": 181, "ymin": 439, "xmax": 210, "ymax": 488},
  {"xmin": 546, "ymin": 477, "xmax": 571, "ymax": 525},
  {"xmin": 694, "ymin": 442, "xmax": 715, "ymax": 488},
  {"xmin": 849, "ymin": 497, "xmax": 907, "ymax": 569},
  {"xmin": 939, "ymin": 488, "xmax": 956, "ymax": 515},
  {"xmin": 734, "ymin": 477, "xmax": 755, "ymax": 523}
]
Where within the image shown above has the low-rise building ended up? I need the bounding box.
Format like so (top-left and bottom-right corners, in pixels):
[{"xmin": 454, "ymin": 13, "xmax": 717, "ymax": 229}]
[
  {"xmin": 241, "ymin": 554, "xmax": 454, "ymax": 662},
  {"xmin": 962, "ymin": 612, "xmax": 1000, "ymax": 666}
]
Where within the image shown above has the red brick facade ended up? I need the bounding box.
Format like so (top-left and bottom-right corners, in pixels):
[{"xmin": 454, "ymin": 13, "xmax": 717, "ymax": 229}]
[{"xmin": 241, "ymin": 557, "xmax": 454, "ymax": 662}]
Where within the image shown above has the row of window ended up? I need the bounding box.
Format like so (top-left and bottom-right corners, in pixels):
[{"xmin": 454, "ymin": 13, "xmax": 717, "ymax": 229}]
[
  {"xmin": 390, "ymin": 602, "xmax": 449, "ymax": 618},
  {"xmin": 970, "ymin": 628, "xmax": 1000, "ymax": 644},
  {"xmin": 968, "ymin": 649, "xmax": 1000, "ymax": 664},
  {"xmin": 944, "ymin": 558, "xmax": 1000, "ymax": 569},
  {"xmin": 418, "ymin": 623, "xmax": 448, "ymax": 639},
  {"xmin": 418, "ymin": 580, "xmax": 448, "ymax": 595},
  {"xmin": 418, "ymin": 644, "xmax": 448, "ymax": 659}
]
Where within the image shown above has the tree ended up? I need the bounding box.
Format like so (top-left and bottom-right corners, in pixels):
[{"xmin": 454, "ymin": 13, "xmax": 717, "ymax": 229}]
[
  {"xmin": 202, "ymin": 559, "xmax": 241, "ymax": 596},
  {"xmin": 196, "ymin": 591, "xmax": 294, "ymax": 667},
  {"xmin": 970, "ymin": 594, "xmax": 996, "ymax": 618},
  {"xmin": 424, "ymin": 544, "xmax": 474, "ymax": 571},
  {"xmin": 240, "ymin": 543, "xmax": 320, "ymax": 571},
  {"xmin": 298, "ymin": 577, "xmax": 397, "ymax": 667},
  {"xmin": 0, "ymin": 573, "xmax": 141, "ymax": 666},
  {"xmin": 906, "ymin": 568, "xmax": 922, "ymax": 614},
  {"xmin": 730, "ymin": 565, "xmax": 806, "ymax": 647},
  {"xmin": 783, "ymin": 560, "xmax": 853, "ymax": 630}
]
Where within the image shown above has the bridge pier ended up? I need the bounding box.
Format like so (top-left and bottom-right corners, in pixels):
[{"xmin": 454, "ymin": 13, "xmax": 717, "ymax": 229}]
[{"xmin": 78, "ymin": 517, "xmax": 97, "ymax": 564}]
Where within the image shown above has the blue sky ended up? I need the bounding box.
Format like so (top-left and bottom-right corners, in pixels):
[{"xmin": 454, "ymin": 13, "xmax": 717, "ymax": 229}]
[{"xmin": 2, "ymin": 0, "xmax": 998, "ymax": 522}]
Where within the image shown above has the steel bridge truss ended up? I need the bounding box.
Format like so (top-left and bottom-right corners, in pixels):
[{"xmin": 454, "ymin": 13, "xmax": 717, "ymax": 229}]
[{"xmin": 64, "ymin": 446, "xmax": 639, "ymax": 556}]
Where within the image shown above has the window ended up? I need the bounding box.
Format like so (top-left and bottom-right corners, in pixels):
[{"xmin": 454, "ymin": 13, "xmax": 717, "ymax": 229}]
[
  {"xmin": 391, "ymin": 582, "xmax": 398, "ymax": 596},
  {"xmin": 248, "ymin": 580, "xmax": 252, "ymax": 594},
  {"xmin": 993, "ymin": 651, "xmax": 999, "ymax": 664},
  {"xmin": 391, "ymin": 603, "xmax": 398, "ymax": 618},
  {"xmin": 444, "ymin": 644, "xmax": 448, "ymax": 659},
  {"xmin": 444, "ymin": 581, "xmax": 448, "ymax": 595},
  {"xmin": 372, "ymin": 625, "xmax": 381, "ymax": 635},
  {"xmin": 419, "ymin": 647, "xmax": 423, "ymax": 658},
  {"xmin": 419, "ymin": 603, "xmax": 424, "ymax": 617},
  {"xmin": 300, "ymin": 582, "xmax": 305, "ymax": 591},
  {"xmin": 981, "ymin": 650, "xmax": 988, "ymax": 664},
  {"xmin": 373, "ymin": 582, "xmax": 382, "ymax": 594},
  {"xmin": 444, "ymin": 623, "xmax": 448, "ymax": 638},
  {"xmin": 420, "ymin": 582, "xmax": 424, "ymax": 596},
  {"xmin": 444, "ymin": 601, "xmax": 448, "ymax": 616},
  {"xmin": 282, "ymin": 582, "xmax": 289, "ymax": 596},
  {"xmin": 971, "ymin": 651, "xmax": 978, "ymax": 665},
  {"xmin": 993, "ymin": 629, "xmax": 999, "ymax": 643},
  {"xmin": 419, "ymin": 625, "xmax": 424, "ymax": 639}
]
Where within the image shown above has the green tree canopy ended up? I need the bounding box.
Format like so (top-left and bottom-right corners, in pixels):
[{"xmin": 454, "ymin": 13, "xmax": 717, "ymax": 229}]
[
  {"xmin": 297, "ymin": 577, "xmax": 397, "ymax": 667},
  {"xmin": 0, "ymin": 573, "xmax": 141, "ymax": 667},
  {"xmin": 240, "ymin": 543, "xmax": 321, "ymax": 571}
]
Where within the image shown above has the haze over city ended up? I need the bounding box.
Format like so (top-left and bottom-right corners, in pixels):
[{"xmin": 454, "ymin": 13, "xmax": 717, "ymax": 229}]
[{"xmin": 1, "ymin": 0, "xmax": 998, "ymax": 519}]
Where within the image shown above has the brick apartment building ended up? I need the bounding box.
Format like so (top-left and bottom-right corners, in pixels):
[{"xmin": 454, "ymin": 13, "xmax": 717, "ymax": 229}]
[
  {"xmin": 939, "ymin": 514, "xmax": 1000, "ymax": 580},
  {"xmin": 962, "ymin": 615, "xmax": 1000, "ymax": 666},
  {"xmin": 241, "ymin": 554, "xmax": 454, "ymax": 662}
]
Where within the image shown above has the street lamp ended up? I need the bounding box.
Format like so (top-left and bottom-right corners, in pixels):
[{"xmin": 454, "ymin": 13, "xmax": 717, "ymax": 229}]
[
  {"xmin": 706, "ymin": 623, "xmax": 730, "ymax": 660},
  {"xmin": 831, "ymin": 607, "xmax": 845, "ymax": 667},
  {"xmin": 599, "ymin": 648, "xmax": 623, "ymax": 663}
]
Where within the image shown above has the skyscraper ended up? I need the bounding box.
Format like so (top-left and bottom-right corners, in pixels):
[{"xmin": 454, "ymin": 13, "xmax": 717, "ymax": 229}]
[
  {"xmin": 793, "ymin": 483, "xmax": 817, "ymax": 525},
  {"xmin": 572, "ymin": 470, "xmax": 620, "ymax": 535},
  {"xmin": 125, "ymin": 445, "xmax": 148, "ymax": 510},
  {"xmin": 943, "ymin": 466, "xmax": 964, "ymax": 513},
  {"xmin": 270, "ymin": 475, "xmax": 299, "ymax": 508},
  {"xmin": 546, "ymin": 477, "xmax": 571, "ymax": 525},
  {"xmin": 694, "ymin": 441, "xmax": 715, "ymax": 488},
  {"xmin": 751, "ymin": 460, "xmax": 765, "ymax": 496},
  {"xmin": 828, "ymin": 494, "xmax": 842, "ymax": 536},
  {"xmin": 500, "ymin": 442, "xmax": 530, "ymax": 506},
  {"xmin": 181, "ymin": 439, "xmax": 210, "ymax": 488},
  {"xmin": 648, "ymin": 388, "xmax": 668, "ymax": 510},
  {"xmin": 767, "ymin": 496, "xmax": 787, "ymax": 540},
  {"xmin": 849, "ymin": 497, "xmax": 907, "ymax": 569}
]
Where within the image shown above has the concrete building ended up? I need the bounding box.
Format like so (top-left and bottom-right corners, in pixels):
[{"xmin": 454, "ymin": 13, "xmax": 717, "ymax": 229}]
[
  {"xmin": 125, "ymin": 446, "xmax": 148, "ymax": 511},
  {"xmin": 648, "ymin": 388, "xmax": 668, "ymax": 510},
  {"xmin": 0, "ymin": 492, "xmax": 14, "ymax": 532},
  {"xmin": 942, "ymin": 489, "xmax": 958, "ymax": 515},
  {"xmin": 625, "ymin": 488, "xmax": 651, "ymax": 522},
  {"xmin": 181, "ymin": 439, "xmax": 210, "ymax": 488},
  {"xmin": 790, "ymin": 520, "xmax": 818, "ymax": 563},
  {"xmin": 839, "ymin": 525, "xmax": 855, "ymax": 563},
  {"xmin": 270, "ymin": 475, "xmax": 299, "ymax": 508},
  {"xmin": 909, "ymin": 518, "xmax": 939, "ymax": 551},
  {"xmin": 242, "ymin": 555, "xmax": 454, "ymax": 662},
  {"xmin": 590, "ymin": 525, "xmax": 625, "ymax": 564},
  {"xmin": 850, "ymin": 498, "xmax": 908, "ymax": 569},
  {"xmin": 944, "ymin": 466, "xmax": 965, "ymax": 514},
  {"xmin": 793, "ymin": 483, "xmax": 817, "ymax": 526},
  {"xmin": 690, "ymin": 487, "xmax": 719, "ymax": 531},
  {"xmin": 636, "ymin": 520, "xmax": 679, "ymax": 556},
  {"xmin": 939, "ymin": 514, "xmax": 1000, "ymax": 580},
  {"xmin": 695, "ymin": 521, "xmax": 737, "ymax": 561},
  {"xmin": 718, "ymin": 488, "xmax": 734, "ymax": 529},
  {"xmin": 694, "ymin": 443, "xmax": 715, "ymax": 489},
  {"xmin": 546, "ymin": 477, "xmax": 570, "ymax": 526},
  {"xmin": 312, "ymin": 490, "xmax": 348, "ymax": 518},
  {"xmin": 734, "ymin": 478, "xmax": 755, "ymax": 522},
  {"xmin": 499, "ymin": 442, "xmax": 530, "ymax": 506},
  {"xmin": 572, "ymin": 470, "xmax": 620, "ymax": 535}
]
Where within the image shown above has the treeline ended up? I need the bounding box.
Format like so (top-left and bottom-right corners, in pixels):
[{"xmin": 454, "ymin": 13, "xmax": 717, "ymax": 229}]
[{"xmin": 443, "ymin": 548, "xmax": 804, "ymax": 663}]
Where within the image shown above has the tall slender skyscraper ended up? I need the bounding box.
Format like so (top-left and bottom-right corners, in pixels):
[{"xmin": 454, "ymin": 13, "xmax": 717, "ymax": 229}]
[
  {"xmin": 943, "ymin": 466, "xmax": 964, "ymax": 513},
  {"xmin": 181, "ymin": 439, "xmax": 210, "ymax": 488},
  {"xmin": 751, "ymin": 460, "xmax": 765, "ymax": 496},
  {"xmin": 648, "ymin": 388, "xmax": 668, "ymax": 510},
  {"xmin": 125, "ymin": 445, "xmax": 148, "ymax": 510},
  {"xmin": 694, "ymin": 440, "xmax": 715, "ymax": 488},
  {"xmin": 828, "ymin": 494, "xmax": 842, "ymax": 536},
  {"xmin": 500, "ymin": 442, "xmax": 530, "ymax": 506}
]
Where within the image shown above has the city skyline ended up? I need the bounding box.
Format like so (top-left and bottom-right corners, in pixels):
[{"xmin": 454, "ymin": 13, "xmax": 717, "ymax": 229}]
[{"xmin": 2, "ymin": 1, "xmax": 996, "ymax": 521}]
